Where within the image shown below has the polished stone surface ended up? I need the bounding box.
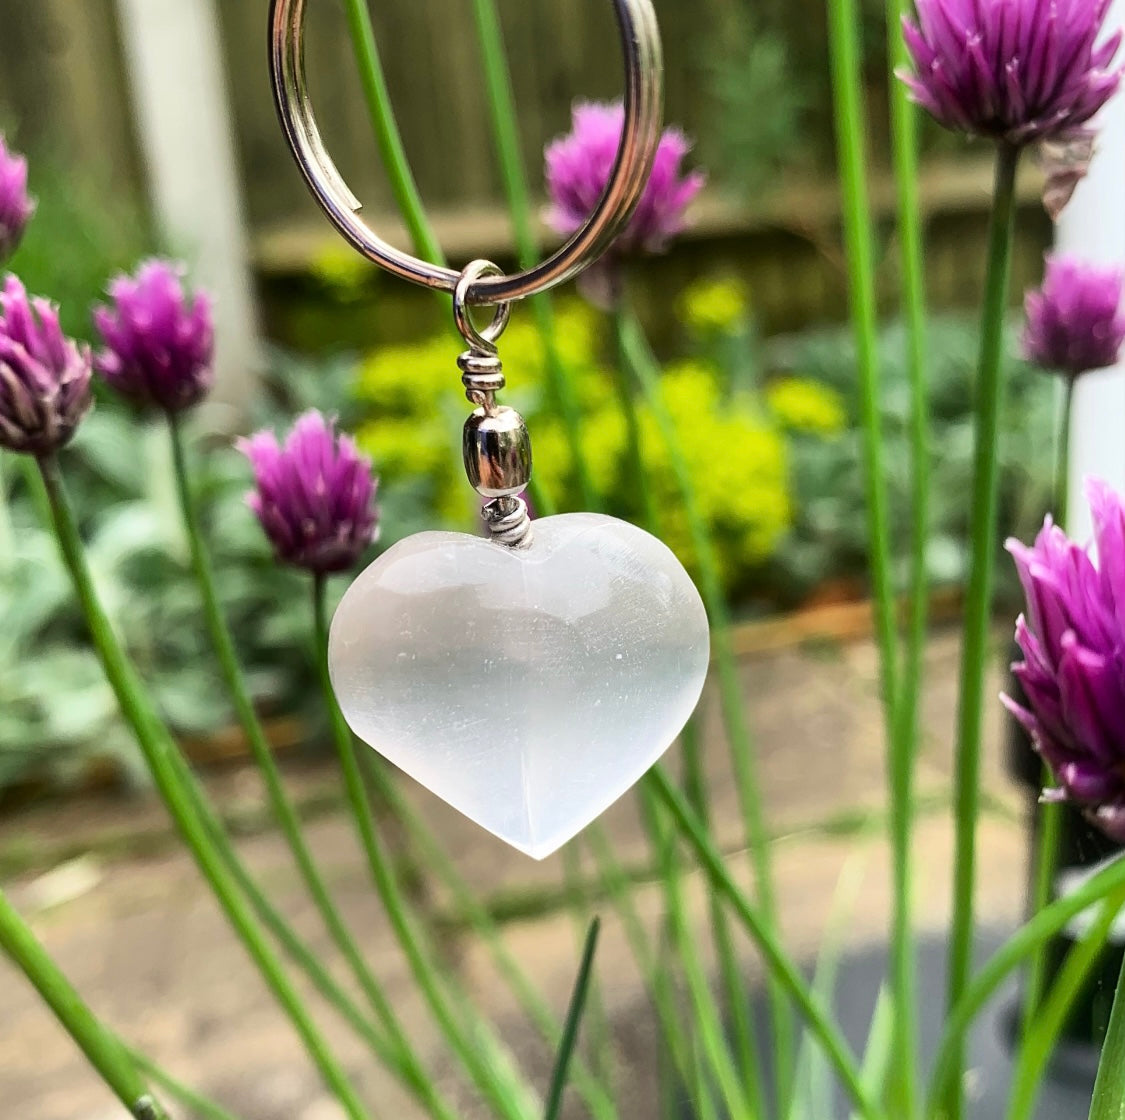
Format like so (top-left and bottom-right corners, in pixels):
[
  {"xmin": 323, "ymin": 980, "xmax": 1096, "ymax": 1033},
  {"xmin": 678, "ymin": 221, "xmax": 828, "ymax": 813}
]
[{"xmin": 329, "ymin": 513, "xmax": 710, "ymax": 858}]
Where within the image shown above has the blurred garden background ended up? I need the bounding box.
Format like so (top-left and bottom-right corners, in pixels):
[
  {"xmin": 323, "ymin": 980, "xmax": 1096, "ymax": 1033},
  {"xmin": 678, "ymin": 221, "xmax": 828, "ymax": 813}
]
[
  {"xmin": 0, "ymin": 0, "xmax": 1061, "ymax": 799},
  {"xmin": 0, "ymin": 0, "xmax": 1106, "ymax": 1116}
]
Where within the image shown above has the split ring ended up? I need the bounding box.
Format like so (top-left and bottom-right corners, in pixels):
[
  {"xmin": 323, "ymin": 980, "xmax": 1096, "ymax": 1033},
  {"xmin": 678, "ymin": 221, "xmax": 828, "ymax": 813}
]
[{"xmin": 268, "ymin": 0, "xmax": 664, "ymax": 305}]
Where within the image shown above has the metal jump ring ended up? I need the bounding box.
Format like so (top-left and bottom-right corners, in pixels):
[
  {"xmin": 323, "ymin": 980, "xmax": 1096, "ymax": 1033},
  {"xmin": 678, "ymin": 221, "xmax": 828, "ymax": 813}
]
[
  {"xmin": 268, "ymin": 0, "xmax": 663, "ymax": 306},
  {"xmin": 454, "ymin": 260, "xmax": 511, "ymax": 353}
]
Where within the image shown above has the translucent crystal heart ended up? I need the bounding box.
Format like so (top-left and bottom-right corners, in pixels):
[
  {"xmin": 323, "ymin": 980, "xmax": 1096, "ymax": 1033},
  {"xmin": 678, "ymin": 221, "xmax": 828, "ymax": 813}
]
[{"xmin": 329, "ymin": 513, "xmax": 710, "ymax": 858}]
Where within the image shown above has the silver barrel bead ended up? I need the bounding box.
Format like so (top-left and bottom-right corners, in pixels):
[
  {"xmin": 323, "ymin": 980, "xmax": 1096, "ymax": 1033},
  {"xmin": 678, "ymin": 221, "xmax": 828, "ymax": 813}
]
[{"xmin": 463, "ymin": 405, "xmax": 532, "ymax": 498}]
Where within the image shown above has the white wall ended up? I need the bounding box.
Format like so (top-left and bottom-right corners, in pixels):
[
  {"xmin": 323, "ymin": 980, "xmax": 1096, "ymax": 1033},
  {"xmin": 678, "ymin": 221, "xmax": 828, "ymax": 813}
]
[
  {"xmin": 1057, "ymin": 1, "xmax": 1125, "ymax": 539},
  {"xmin": 115, "ymin": 0, "xmax": 262, "ymax": 425}
]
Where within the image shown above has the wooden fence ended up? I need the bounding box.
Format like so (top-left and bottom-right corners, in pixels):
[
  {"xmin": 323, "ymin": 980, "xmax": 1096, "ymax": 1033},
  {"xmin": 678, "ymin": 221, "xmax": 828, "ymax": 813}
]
[
  {"xmin": 0, "ymin": 0, "xmax": 142, "ymax": 208},
  {"xmin": 217, "ymin": 0, "xmax": 735, "ymax": 229},
  {"xmin": 0, "ymin": 0, "xmax": 837, "ymax": 243},
  {"xmin": 0, "ymin": 0, "xmax": 1050, "ymax": 339}
]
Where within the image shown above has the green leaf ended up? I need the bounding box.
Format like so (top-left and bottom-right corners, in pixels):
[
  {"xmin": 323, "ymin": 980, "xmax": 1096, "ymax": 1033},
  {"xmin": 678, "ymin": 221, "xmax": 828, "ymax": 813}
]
[
  {"xmin": 1090, "ymin": 952, "xmax": 1125, "ymax": 1120},
  {"xmin": 786, "ymin": 851, "xmax": 868, "ymax": 1120},
  {"xmin": 544, "ymin": 917, "xmax": 602, "ymax": 1120}
]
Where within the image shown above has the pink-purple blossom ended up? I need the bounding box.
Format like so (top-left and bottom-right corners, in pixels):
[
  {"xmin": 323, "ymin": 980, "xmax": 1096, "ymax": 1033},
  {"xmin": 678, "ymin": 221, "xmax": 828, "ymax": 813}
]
[
  {"xmin": 94, "ymin": 260, "xmax": 214, "ymax": 414},
  {"xmin": 239, "ymin": 411, "xmax": 379, "ymax": 575},
  {"xmin": 0, "ymin": 135, "xmax": 35, "ymax": 264},
  {"xmin": 1004, "ymin": 479, "xmax": 1125, "ymax": 842},
  {"xmin": 0, "ymin": 275, "xmax": 92, "ymax": 456},
  {"xmin": 900, "ymin": 0, "xmax": 1123, "ymax": 144},
  {"xmin": 544, "ymin": 101, "xmax": 705, "ymax": 255},
  {"xmin": 1023, "ymin": 255, "xmax": 1125, "ymax": 378}
]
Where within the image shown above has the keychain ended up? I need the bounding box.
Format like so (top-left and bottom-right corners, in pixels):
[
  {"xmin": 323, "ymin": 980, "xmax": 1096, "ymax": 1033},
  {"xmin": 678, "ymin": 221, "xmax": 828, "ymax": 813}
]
[{"xmin": 269, "ymin": 0, "xmax": 709, "ymax": 858}]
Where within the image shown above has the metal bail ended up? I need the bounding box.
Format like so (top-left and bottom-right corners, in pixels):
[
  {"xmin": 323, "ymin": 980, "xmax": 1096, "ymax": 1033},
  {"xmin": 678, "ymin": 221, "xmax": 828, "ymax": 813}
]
[
  {"xmin": 455, "ymin": 260, "xmax": 511, "ymax": 413},
  {"xmin": 453, "ymin": 260, "xmax": 511, "ymax": 355},
  {"xmin": 483, "ymin": 496, "xmax": 533, "ymax": 548},
  {"xmin": 453, "ymin": 261, "xmax": 532, "ymax": 548}
]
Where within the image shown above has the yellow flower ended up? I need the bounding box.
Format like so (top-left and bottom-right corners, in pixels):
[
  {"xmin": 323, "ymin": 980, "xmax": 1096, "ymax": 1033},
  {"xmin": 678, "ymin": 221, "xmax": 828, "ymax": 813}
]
[
  {"xmin": 639, "ymin": 363, "xmax": 791, "ymax": 591},
  {"xmin": 356, "ymin": 416, "xmax": 447, "ymax": 479},
  {"xmin": 678, "ymin": 276, "xmax": 750, "ymax": 335},
  {"xmin": 355, "ymin": 337, "xmax": 454, "ymax": 415},
  {"xmin": 349, "ymin": 309, "xmax": 796, "ymax": 597},
  {"xmin": 351, "ymin": 301, "xmax": 606, "ymax": 530},
  {"xmin": 311, "ymin": 244, "xmax": 374, "ymax": 302},
  {"xmin": 766, "ymin": 376, "xmax": 847, "ymax": 436}
]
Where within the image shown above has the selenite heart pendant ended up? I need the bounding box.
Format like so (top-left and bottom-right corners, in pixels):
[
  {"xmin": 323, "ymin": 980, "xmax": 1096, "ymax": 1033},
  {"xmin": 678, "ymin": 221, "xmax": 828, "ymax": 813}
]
[{"xmin": 329, "ymin": 513, "xmax": 710, "ymax": 858}]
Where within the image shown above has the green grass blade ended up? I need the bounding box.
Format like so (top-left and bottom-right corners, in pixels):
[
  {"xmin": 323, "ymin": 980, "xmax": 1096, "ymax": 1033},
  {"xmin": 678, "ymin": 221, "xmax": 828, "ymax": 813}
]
[
  {"xmin": 787, "ymin": 852, "xmax": 869, "ymax": 1120},
  {"xmin": 1008, "ymin": 887, "xmax": 1125, "ymax": 1120},
  {"xmin": 1089, "ymin": 949, "xmax": 1125, "ymax": 1120},
  {"xmin": 584, "ymin": 823, "xmax": 701, "ymax": 1099},
  {"xmin": 679, "ymin": 717, "xmax": 766, "ymax": 1115},
  {"xmin": 168, "ymin": 418, "xmax": 450, "ymax": 1118},
  {"xmin": 646, "ymin": 767, "xmax": 877, "ymax": 1119},
  {"xmin": 927, "ymin": 853, "xmax": 1125, "ymax": 1117},
  {"xmin": 850, "ymin": 985, "xmax": 896, "ymax": 1120},
  {"xmin": 366, "ymin": 760, "xmax": 617, "ymax": 1120},
  {"xmin": 616, "ymin": 304, "xmax": 796, "ymax": 1102},
  {"xmin": 0, "ymin": 887, "xmax": 168, "ymax": 1119},
  {"xmin": 941, "ymin": 142, "xmax": 1022, "ymax": 1120},
  {"xmin": 545, "ymin": 917, "xmax": 602, "ymax": 1120},
  {"xmin": 884, "ymin": 0, "xmax": 931, "ymax": 1112},
  {"xmin": 127, "ymin": 1049, "xmax": 244, "ymax": 1120},
  {"xmin": 562, "ymin": 845, "xmax": 616, "ymax": 1100}
]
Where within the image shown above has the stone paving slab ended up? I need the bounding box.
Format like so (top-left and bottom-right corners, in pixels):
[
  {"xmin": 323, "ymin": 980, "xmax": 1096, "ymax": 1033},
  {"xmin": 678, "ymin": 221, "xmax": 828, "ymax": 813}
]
[{"xmin": 0, "ymin": 628, "xmax": 1031, "ymax": 1119}]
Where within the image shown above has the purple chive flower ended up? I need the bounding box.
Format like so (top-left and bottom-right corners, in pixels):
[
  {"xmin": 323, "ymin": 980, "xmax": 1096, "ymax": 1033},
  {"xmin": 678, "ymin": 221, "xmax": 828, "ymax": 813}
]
[
  {"xmin": 900, "ymin": 0, "xmax": 1124, "ymax": 145},
  {"xmin": 93, "ymin": 260, "xmax": 214, "ymax": 414},
  {"xmin": 0, "ymin": 275, "xmax": 92, "ymax": 456},
  {"xmin": 238, "ymin": 410, "xmax": 378, "ymax": 574},
  {"xmin": 1004, "ymin": 478, "xmax": 1125, "ymax": 842},
  {"xmin": 545, "ymin": 101, "xmax": 706, "ymax": 255},
  {"xmin": 0, "ymin": 136, "xmax": 35, "ymax": 264},
  {"xmin": 1023, "ymin": 254, "xmax": 1125, "ymax": 378}
]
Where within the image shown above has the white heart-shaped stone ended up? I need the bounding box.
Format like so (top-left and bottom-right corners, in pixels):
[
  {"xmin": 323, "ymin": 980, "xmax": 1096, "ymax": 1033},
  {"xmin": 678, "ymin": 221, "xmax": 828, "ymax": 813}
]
[{"xmin": 329, "ymin": 513, "xmax": 710, "ymax": 858}]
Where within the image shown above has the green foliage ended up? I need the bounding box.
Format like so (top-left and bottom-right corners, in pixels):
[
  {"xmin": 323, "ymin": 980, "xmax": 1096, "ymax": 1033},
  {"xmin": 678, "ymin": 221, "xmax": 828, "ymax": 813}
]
[
  {"xmin": 0, "ymin": 152, "xmax": 158, "ymax": 792},
  {"xmin": 350, "ymin": 297, "xmax": 795, "ymax": 597},
  {"xmin": 0, "ymin": 354, "xmax": 368, "ymax": 796},
  {"xmin": 677, "ymin": 276, "xmax": 752, "ymax": 337},
  {"xmin": 766, "ymin": 376, "xmax": 849, "ymax": 436},
  {"xmin": 701, "ymin": 9, "xmax": 812, "ymax": 193},
  {"xmin": 0, "ymin": 519, "xmax": 135, "ymax": 789},
  {"xmin": 6, "ymin": 162, "xmax": 149, "ymax": 341},
  {"xmin": 349, "ymin": 283, "xmax": 1054, "ymax": 612},
  {"xmin": 764, "ymin": 316, "xmax": 1055, "ymax": 606},
  {"xmin": 309, "ymin": 243, "xmax": 381, "ymax": 306},
  {"xmin": 632, "ymin": 361, "xmax": 791, "ymax": 592},
  {"xmin": 0, "ymin": 280, "xmax": 1056, "ymax": 796}
]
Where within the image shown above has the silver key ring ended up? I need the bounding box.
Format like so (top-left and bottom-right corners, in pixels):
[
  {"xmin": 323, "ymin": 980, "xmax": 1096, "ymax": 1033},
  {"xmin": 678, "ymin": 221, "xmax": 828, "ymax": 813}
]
[{"xmin": 268, "ymin": 0, "xmax": 664, "ymax": 306}]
